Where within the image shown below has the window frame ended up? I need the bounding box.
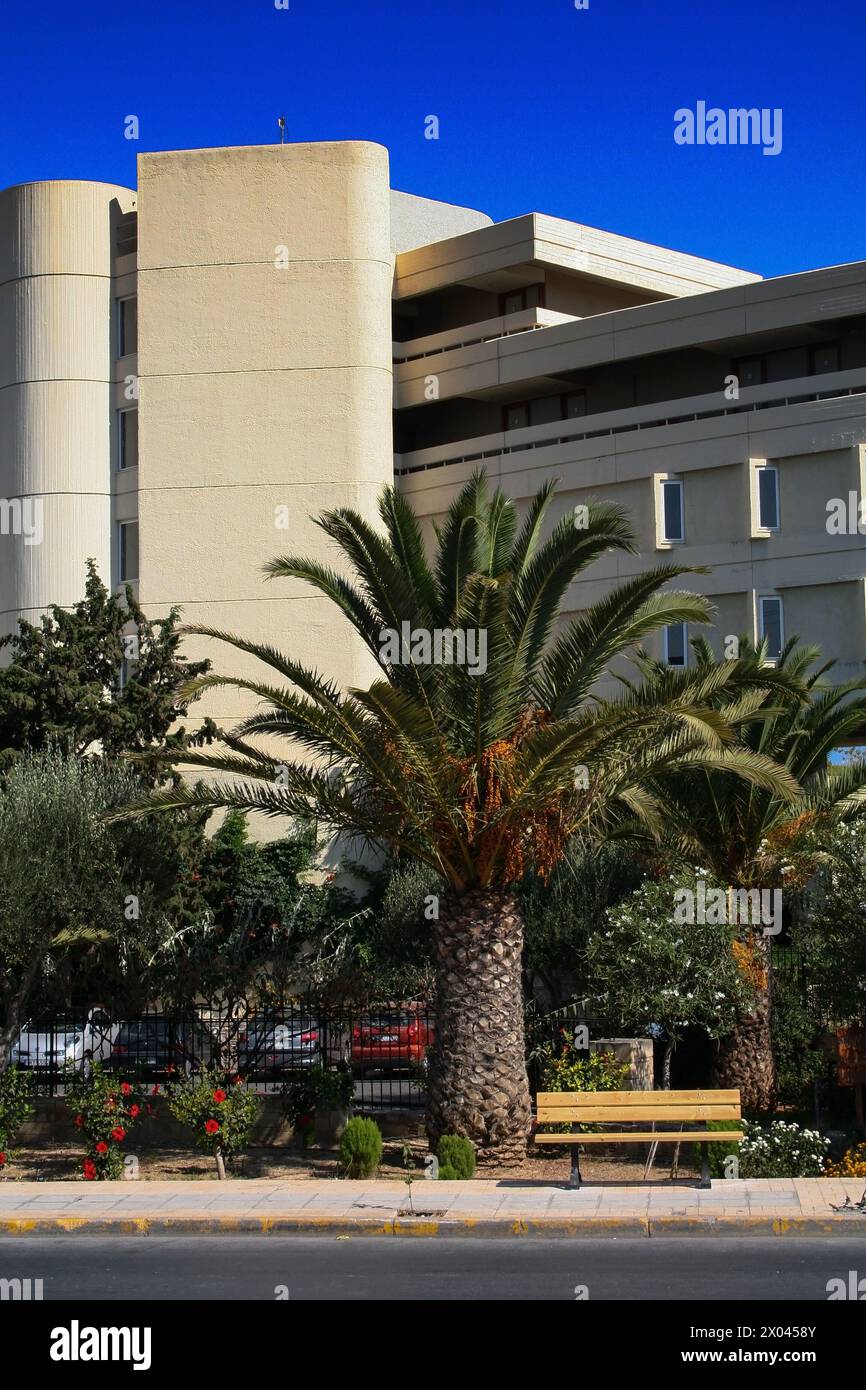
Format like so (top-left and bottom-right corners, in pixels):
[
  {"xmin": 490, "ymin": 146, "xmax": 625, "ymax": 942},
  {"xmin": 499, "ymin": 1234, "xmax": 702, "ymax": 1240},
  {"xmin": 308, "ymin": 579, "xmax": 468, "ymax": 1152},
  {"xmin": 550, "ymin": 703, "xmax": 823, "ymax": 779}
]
[
  {"xmin": 664, "ymin": 622, "xmax": 688, "ymax": 668},
  {"xmin": 118, "ymin": 521, "xmax": 140, "ymax": 584},
  {"xmin": 117, "ymin": 294, "xmax": 138, "ymax": 358},
  {"xmin": 758, "ymin": 594, "xmax": 785, "ymax": 662},
  {"xmin": 117, "ymin": 407, "xmax": 138, "ymax": 471},
  {"xmin": 755, "ymin": 464, "xmax": 780, "ymax": 532},
  {"xmin": 660, "ymin": 477, "xmax": 685, "ymax": 544}
]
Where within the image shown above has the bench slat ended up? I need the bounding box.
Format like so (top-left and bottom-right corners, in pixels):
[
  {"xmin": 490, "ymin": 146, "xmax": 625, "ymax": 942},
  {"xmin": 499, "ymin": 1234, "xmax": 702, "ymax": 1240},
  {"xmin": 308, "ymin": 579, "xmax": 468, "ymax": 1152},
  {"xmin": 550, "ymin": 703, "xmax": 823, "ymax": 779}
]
[
  {"xmin": 536, "ymin": 1090, "xmax": 740, "ymax": 1107},
  {"xmin": 536, "ymin": 1104, "xmax": 741, "ymax": 1123},
  {"xmin": 534, "ymin": 1131, "xmax": 744, "ymax": 1144}
]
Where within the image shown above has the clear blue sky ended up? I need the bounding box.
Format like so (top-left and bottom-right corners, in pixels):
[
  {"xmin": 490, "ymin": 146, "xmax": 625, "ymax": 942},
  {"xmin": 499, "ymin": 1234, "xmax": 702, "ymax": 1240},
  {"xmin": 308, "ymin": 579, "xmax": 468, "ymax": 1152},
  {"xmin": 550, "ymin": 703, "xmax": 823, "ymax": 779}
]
[{"xmin": 2, "ymin": 0, "xmax": 864, "ymax": 278}]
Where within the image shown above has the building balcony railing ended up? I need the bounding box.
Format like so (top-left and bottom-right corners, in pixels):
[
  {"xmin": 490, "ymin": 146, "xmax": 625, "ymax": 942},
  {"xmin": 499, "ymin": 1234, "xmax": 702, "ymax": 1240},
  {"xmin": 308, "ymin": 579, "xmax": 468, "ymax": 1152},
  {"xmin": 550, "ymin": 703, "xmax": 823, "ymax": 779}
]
[
  {"xmin": 392, "ymin": 307, "xmax": 577, "ymax": 364},
  {"xmin": 394, "ymin": 368, "xmax": 866, "ymax": 477}
]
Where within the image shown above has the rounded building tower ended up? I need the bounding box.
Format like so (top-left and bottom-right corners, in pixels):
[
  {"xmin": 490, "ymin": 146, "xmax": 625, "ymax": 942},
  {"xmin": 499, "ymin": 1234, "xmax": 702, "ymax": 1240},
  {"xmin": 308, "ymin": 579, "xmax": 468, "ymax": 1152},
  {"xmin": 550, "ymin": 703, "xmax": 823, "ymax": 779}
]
[{"xmin": 0, "ymin": 179, "xmax": 136, "ymax": 642}]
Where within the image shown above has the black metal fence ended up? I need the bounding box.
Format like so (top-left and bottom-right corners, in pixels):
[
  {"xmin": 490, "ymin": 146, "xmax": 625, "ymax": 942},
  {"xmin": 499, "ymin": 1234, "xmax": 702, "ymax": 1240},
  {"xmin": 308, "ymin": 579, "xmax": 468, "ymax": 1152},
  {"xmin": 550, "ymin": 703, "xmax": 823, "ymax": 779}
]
[{"xmin": 9, "ymin": 1000, "xmax": 436, "ymax": 1111}]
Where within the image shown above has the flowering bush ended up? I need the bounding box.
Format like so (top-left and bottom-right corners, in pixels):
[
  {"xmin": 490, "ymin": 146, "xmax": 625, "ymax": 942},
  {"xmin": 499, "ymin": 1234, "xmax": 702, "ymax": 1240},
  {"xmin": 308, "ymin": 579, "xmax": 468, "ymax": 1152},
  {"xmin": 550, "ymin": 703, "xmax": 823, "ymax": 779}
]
[
  {"xmin": 0, "ymin": 1067, "xmax": 33, "ymax": 1173},
  {"xmin": 825, "ymin": 1141, "xmax": 866, "ymax": 1178},
  {"xmin": 65, "ymin": 1063, "xmax": 142, "ymax": 1180},
  {"xmin": 708, "ymin": 1118, "xmax": 830, "ymax": 1178},
  {"xmin": 534, "ymin": 1036, "xmax": 628, "ymax": 1138},
  {"xmin": 167, "ymin": 1067, "xmax": 260, "ymax": 1178}
]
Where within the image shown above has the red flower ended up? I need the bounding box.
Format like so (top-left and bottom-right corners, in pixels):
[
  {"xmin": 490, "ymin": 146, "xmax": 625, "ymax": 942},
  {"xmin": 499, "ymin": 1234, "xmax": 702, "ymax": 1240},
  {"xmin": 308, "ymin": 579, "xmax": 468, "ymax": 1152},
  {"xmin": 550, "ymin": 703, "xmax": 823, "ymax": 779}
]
[
  {"xmin": 83, "ymin": 1159, "xmax": 97, "ymax": 1180},
  {"xmin": 129, "ymin": 1104, "xmax": 140, "ymax": 1118},
  {"xmin": 166, "ymin": 1065, "xmax": 175, "ymax": 1075},
  {"xmin": 204, "ymin": 1119, "xmax": 220, "ymax": 1135},
  {"xmin": 212, "ymin": 1089, "xmax": 227, "ymax": 1104},
  {"xmin": 73, "ymin": 1114, "xmax": 84, "ymax": 1129},
  {"xmin": 121, "ymin": 1083, "xmax": 132, "ymax": 1096},
  {"xmin": 0, "ymin": 1153, "xmax": 6, "ymax": 1166},
  {"xmin": 151, "ymin": 1085, "xmax": 160, "ymax": 1095},
  {"xmin": 95, "ymin": 1142, "xmax": 108, "ymax": 1155},
  {"xmin": 111, "ymin": 1126, "xmax": 126, "ymax": 1142}
]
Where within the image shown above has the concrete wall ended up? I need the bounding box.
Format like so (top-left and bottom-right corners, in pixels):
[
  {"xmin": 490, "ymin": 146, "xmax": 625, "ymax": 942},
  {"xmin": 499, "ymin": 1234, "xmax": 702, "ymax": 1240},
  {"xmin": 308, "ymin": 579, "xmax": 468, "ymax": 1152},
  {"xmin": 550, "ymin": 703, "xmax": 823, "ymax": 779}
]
[
  {"xmin": 0, "ymin": 179, "xmax": 136, "ymax": 642},
  {"xmin": 135, "ymin": 143, "xmax": 395, "ymax": 730}
]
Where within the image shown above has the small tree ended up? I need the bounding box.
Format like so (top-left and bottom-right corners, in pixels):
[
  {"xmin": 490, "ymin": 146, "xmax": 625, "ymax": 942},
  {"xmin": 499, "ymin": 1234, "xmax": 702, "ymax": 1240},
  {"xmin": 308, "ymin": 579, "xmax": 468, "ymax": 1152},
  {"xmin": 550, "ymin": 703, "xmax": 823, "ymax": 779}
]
[
  {"xmin": 587, "ymin": 869, "xmax": 758, "ymax": 1087},
  {"xmin": 168, "ymin": 1069, "xmax": 260, "ymax": 1179},
  {"xmin": 0, "ymin": 750, "xmax": 184, "ymax": 1070},
  {"xmin": 0, "ymin": 558, "xmax": 216, "ymax": 783}
]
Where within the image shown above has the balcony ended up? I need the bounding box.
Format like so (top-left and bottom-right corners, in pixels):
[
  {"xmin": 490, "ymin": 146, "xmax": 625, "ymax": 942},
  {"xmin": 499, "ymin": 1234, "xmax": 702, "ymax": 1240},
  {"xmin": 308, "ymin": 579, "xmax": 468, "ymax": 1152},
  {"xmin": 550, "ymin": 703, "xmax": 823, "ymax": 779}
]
[
  {"xmin": 392, "ymin": 307, "xmax": 577, "ymax": 365},
  {"xmin": 394, "ymin": 368, "xmax": 866, "ymax": 478}
]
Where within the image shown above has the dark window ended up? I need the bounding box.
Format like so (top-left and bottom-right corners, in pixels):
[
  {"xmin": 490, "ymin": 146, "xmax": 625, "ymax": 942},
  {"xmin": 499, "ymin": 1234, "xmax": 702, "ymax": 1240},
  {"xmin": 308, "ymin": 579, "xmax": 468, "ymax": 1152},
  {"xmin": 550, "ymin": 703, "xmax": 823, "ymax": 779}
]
[
  {"xmin": 665, "ymin": 623, "xmax": 687, "ymax": 667},
  {"xmin": 735, "ymin": 356, "xmax": 765, "ymax": 389},
  {"xmin": 119, "ymin": 522, "xmax": 139, "ymax": 583},
  {"xmin": 503, "ymin": 402, "xmax": 530, "ymax": 431},
  {"xmin": 811, "ymin": 342, "xmax": 840, "ymax": 375},
  {"xmin": 759, "ymin": 596, "xmax": 784, "ymax": 660},
  {"xmin": 118, "ymin": 410, "xmax": 138, "ymax": 470},
  {"xmin": 563, "ymin": 391, "xmax": 587, "ymax": 419},
  {"xmin": 757, "ymin": 467, "xmax": 779, "ymax": 530},
  {"xmin": 661, "ymin": 479, "xmax": 685, "ymax": 542},
  {"xmin": 499, "ymin": 285, "xmax": 545, "ymax": 316},
  {"xmin": 118, "ymin": 296, "xmax": 137, "ymax": 357}
]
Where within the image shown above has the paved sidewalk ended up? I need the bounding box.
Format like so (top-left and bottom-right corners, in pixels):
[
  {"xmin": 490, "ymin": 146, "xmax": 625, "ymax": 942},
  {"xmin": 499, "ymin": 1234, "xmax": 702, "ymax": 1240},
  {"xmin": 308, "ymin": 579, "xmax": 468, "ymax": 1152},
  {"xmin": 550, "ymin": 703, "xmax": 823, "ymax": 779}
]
[{"xmin": 1, "ymin": 1177, "xmax": 866, "ymax": 1237}]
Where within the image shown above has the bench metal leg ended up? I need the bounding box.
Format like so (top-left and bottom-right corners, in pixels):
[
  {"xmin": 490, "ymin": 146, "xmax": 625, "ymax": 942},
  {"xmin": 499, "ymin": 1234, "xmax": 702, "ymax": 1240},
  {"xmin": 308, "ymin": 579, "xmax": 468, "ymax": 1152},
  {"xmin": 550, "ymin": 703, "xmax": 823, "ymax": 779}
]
[
  {"xmin": 569, "ymin": 1145, "xmax": 582, "ymax": 1189},
  {"xmin": 698, "ymin": 1142, "xmax": 711, "ymax": 1190}
]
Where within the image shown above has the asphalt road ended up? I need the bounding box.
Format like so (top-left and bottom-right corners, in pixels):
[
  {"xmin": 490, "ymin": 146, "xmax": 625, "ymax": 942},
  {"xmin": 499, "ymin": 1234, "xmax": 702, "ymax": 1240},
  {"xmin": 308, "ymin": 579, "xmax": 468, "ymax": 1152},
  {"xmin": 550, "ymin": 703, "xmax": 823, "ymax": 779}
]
[{"xmin": 3, "ymin": 1236, "xmax": 865, "ymax": 1301}]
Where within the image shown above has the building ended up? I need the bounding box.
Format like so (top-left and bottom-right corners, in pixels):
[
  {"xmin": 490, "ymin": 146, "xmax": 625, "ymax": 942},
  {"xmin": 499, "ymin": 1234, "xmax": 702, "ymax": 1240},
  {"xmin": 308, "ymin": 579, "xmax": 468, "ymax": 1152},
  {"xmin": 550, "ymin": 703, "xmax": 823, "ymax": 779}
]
[{"xmin": 2, "ymin": 140, "xmax": 866, "ymax": 732}]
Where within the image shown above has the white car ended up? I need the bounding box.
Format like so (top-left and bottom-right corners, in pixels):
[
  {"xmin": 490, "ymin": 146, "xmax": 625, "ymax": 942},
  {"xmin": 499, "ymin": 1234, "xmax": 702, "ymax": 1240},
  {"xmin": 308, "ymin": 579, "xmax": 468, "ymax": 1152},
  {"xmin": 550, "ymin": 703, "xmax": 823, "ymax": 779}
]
[{"xmin": 11, "ymin": 1007, "xmax": 118, "ymax": 1074}]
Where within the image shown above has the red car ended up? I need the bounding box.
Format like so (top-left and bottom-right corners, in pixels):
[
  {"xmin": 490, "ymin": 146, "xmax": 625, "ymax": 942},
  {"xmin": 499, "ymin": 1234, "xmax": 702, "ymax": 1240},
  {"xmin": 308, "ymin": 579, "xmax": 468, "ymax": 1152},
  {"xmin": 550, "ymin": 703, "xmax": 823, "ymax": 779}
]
[{"xmin": 351, "ymin": 1008, "xmax": 435, "ymax": 1074}]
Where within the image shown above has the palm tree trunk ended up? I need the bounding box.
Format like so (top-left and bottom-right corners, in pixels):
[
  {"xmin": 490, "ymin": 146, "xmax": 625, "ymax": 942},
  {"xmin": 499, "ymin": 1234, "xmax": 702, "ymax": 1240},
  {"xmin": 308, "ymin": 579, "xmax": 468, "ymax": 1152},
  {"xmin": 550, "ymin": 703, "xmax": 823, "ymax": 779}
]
[
  {"xmin": 713, "ymin": 937, "xmax": 776, "ymax": 1112},
  {"xmin": 427, "ymin": 887, "xmax": 532, "ymax": 1164}
]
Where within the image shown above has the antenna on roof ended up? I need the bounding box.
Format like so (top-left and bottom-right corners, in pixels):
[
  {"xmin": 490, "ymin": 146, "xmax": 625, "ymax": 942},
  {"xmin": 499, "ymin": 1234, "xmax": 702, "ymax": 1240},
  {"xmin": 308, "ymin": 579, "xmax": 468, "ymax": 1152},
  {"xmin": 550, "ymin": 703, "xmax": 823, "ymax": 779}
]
[{"xmin": 277, "ymin": 115, "xmax": 287, "ymax": 144}]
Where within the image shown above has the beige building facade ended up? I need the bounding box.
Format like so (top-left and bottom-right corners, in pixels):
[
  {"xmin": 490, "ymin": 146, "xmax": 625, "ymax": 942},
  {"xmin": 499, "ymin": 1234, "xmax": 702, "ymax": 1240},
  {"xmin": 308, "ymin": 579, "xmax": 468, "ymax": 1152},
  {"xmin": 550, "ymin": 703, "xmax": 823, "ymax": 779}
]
[{"xmin": 2, "ymin": 139, "xmax": 866, "ymax": 721}]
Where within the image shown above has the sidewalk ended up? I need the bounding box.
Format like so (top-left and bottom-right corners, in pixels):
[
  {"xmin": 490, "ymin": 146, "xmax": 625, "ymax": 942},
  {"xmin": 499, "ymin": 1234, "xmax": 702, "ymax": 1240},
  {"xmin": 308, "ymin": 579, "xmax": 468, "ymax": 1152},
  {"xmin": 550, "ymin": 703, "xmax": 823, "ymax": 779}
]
[{"xmin": 1, "ymin": 1177, "xmax": 866, "ymax": 1237}]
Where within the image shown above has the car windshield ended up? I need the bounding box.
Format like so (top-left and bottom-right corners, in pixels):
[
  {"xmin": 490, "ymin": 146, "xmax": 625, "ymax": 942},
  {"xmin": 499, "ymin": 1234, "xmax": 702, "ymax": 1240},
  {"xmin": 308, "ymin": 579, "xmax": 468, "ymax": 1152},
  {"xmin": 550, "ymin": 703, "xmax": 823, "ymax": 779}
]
[{"xmin": 117, "ymin": 1021, "xmax": 171, "ymax": 1044}]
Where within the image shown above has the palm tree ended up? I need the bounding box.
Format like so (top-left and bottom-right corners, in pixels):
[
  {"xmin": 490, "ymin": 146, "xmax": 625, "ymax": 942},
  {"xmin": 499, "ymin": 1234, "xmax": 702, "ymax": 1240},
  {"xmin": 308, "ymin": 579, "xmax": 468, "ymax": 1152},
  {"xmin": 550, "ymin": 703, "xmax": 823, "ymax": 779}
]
[
  {"xmin": 630, "ymin": 635, "xmax": 866, "ymax": 1111},
  {"xmin": 123, "ymin": 474, "xmax": 799, "ymax": 1161}
]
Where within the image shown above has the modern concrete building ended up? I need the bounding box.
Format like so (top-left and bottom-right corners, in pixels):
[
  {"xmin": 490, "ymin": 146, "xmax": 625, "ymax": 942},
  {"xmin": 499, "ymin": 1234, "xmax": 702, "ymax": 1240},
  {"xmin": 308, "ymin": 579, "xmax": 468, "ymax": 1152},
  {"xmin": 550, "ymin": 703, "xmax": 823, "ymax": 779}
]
[{"xmin": 3, "ymin": 139, "xmax": 866, "ymax": 729}]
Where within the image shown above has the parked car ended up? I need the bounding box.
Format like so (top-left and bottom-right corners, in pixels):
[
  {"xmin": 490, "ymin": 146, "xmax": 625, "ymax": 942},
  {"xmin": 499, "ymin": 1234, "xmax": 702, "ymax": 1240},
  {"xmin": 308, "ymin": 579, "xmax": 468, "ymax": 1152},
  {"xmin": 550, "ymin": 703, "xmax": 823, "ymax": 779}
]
[
  {"xmin": 102, "ymin": 1016, "xmax": 215, "ymax": 1081},
  {"xmin": 10, "ymin": 1007, "xmax": 117, "ymax": 1075},
  {"xmin": 351, "ymin": 1008, "xmax": 435, "ymax": 1075},
  {"xmin": 235, "ymin": 1015, "xmax": 327, "ymax": 1078}
]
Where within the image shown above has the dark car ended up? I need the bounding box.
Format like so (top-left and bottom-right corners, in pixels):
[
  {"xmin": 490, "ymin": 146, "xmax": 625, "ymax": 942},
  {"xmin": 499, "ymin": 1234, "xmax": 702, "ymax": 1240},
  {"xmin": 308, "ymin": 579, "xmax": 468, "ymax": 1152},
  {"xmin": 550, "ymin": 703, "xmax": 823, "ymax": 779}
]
[
  {"xmin": 235, "ymin": 1015, "xmax": 327, "ymax": 1079},
  {"xmin": 103, "ymin": 1017, "xmax": 213, "ymax": 1081}
]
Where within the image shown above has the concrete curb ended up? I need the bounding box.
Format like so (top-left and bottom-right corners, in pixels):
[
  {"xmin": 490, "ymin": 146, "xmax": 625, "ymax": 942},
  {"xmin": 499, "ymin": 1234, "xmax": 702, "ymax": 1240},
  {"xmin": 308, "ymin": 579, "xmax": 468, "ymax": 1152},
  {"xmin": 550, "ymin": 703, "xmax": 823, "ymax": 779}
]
[{"xmin": 2, "ymin": 1213, "xmax": 866, "ymax": 1238}]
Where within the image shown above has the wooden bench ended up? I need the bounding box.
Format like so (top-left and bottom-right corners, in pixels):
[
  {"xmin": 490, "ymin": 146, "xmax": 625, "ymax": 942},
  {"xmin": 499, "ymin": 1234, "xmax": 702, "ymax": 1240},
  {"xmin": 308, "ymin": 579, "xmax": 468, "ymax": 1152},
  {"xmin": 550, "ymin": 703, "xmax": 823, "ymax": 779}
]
[{"xmin": 534, "ymin": 1089, "xmax": 743, "ymax": 1189}]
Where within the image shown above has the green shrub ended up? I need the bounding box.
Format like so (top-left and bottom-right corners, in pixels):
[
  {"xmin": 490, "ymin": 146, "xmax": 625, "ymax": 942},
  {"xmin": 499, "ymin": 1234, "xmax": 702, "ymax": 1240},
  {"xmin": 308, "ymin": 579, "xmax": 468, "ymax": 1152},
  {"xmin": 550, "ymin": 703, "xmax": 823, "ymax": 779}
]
[
  {"xmin": 438, "ymin": 1163, "xmax": 459, "ymax": 1180},
  {"xmin": 0, "ymin": 1067, "xmax": 33, "ymax": 1173},
  {"xmin": 707, "ymin": 1117, "xmax": 829, "ymax": 1179},
  {"xmin": 65, "ymin": 1063, "xmax": 143, "ymax": 1181},
  {"xmin": 536, "ymin": 1040, "xmax": 629, "ymax": 1138},
  {"xmin": 437, "ymin": 1134, "xmax": 476, "ymax": 1179},
  {"xmin": 339, "ymin": 1116, "xmax": 382, "ymax": 1177},
  {"xmin": 168, "ymin": 1067, "xmax": 260, "ymax": 1178}
]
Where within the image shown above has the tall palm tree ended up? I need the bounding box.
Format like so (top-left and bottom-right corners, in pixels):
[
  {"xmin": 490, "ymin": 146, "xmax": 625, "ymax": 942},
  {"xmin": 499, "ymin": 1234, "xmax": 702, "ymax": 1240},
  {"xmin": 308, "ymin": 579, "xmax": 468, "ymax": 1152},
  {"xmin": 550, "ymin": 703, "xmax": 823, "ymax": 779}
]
[
  {"xmin": 123, "ymin": 474, "xmax": 799, "ymax": 1161},
  {"xmin": 630, "ymin": 635, "xmax": 866, "ymax": 1111}
]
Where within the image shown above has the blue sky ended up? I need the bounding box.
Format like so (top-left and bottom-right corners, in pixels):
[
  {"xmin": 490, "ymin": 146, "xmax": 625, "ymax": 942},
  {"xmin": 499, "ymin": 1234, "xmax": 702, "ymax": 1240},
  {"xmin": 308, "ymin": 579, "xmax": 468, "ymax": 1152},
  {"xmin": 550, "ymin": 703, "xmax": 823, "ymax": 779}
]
[{"xmin": 2, "ymin": 0, "xmax": 864, "ymax": 278}]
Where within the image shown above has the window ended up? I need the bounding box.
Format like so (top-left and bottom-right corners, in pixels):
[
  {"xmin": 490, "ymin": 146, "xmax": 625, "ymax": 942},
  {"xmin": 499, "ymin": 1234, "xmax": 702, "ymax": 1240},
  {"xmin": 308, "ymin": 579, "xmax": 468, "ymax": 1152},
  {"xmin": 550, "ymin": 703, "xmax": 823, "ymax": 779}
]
[
  {"xmin": 118, "ymin": 296, "xmax": 137, "ymax": 357},
  {"xmin": 759, "ymin": 596, "xmax": 784, "ymax": 661},
  {"xmin": 664, "ymin": 623, "xmax": 687, "ymax": 668},
  {"xmin": 735, "ymin": 355, "xmax": 765, "ymax": 389},
  {"xmin": 660, "ymin": 479, "xmax": 685, "ymax": 543},
  {"xmin": 500, "ymin": 285, "xmax": 545, "ymax": 316},
  {"xmin": 756, "ymin": 465, "xmax": 779, "ymax": 531},
  {"xmin": 118, "ymin": 409, "xmax": 138, "ymax": 470},
  {"xmin": 811, "ymin": 342, "xmax": 840, "ymax": 375},
  {"xmin": 118, "ymin": 522, "xmax": 139, "ymax": 583},
  {"xmin": 563, "ymin": 391, "xmax": 587, "ymax": 419},
  {"xmin": 503, "ymin": 402, "xmax": 530, "ymax": 431}
]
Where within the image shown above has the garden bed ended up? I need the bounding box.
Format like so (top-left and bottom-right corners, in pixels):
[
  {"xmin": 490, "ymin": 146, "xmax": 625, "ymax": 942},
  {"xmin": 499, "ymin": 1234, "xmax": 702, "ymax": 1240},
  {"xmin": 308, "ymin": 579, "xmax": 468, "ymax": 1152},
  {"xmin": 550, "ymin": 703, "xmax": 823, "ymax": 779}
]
[{"xmin": 1, "ymin": 1138, "xmax": 701, "ymax": 1184}]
